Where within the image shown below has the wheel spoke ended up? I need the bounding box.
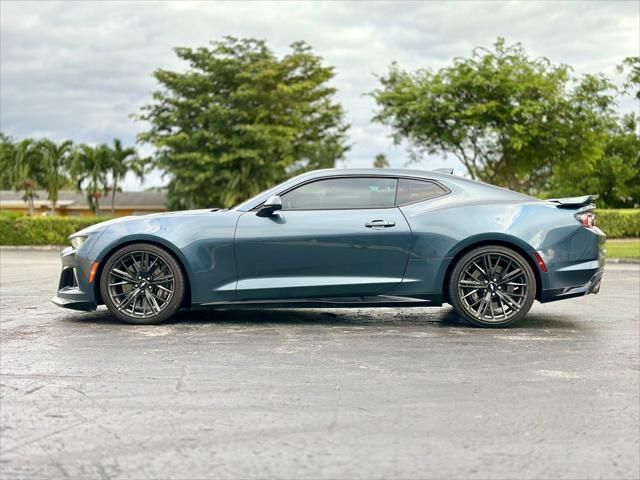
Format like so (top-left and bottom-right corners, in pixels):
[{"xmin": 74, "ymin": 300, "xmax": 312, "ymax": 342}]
[
  {"xmin": 488, "ymin": 296, "xmax": 496, "ymax": 319},
  {"xmin": 483, "ymin": 255, "xmax": 492, "ymax": 279},
  {"xmin": 147, "ymin": 257, "xmax": 159, "ymax": 273},
  {"xmin": 149, "ymin": 290, "xmax": 167, "ymax": 302},
  {"xmin": 497, "ymin": 291, "xmax": 520, "ymax": 311},
  {"xmin": 499, "ymin": 267, "xmax": 523, "ymax": 284},
  {"xmin": 145, "ymin": 290, "xmax": 160, "ymax": 313},
  {"xmin": 130, "ymin": 254, "xmax": 142, "ymax": 274},
  {"xmin": 460, "ymin": 279, "xmax": 485, "ymax": 288},
  {"xmin": 467, "ymin": 296, "xmax": 483, "ymax": 308},
  {"xmin": 118, "ymin": 288, "xmax": 141, "ymax": 310},
  {"xmin": 472, "ymin": 261, "xmax": 486, "ymax": 277},
  {"xmin": 476, "ymin": 292, "xmax": 491, "ymax": 318},
  {"xmin": 111, "ymin": 269, "xmax": 135, "ymax": 282},
  {"xmin": 502, "ymin": 290, "xmax": 526, "ymax": 299},
  {"xmin": 497, "ymin": 295, "xmax": 508, "ymax": 317},
  {"xmin": 461, "ymin": 288, "xmax": 480, "ymax": 299},
  {"xmin": 151, "ymin": 275, "xmax": 173, "ymax": 284}
]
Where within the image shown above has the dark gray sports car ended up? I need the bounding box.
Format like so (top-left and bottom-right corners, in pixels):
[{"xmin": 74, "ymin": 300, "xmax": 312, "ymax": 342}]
[{"xmin": 53, "ymin": 168, "xmax": 605, "ymax": 327}]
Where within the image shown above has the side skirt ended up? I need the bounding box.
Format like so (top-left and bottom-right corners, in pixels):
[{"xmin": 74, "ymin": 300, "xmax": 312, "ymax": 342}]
[{"xmin": 196, "ymin": 294, "xmax": 443, "ymax": 310}]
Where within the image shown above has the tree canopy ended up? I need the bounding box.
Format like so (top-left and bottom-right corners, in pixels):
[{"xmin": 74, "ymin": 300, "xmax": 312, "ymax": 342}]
[
  {"xmin": 371, "ymin": 38, "xmax": 637, "ymax": 205},
  {"xmin": 618, "ymin": 56, "xmax": 640, "ymax": 100},
  {"xmin": 137, "ymin": 37, "xmax": 350, "ymax": 209}
]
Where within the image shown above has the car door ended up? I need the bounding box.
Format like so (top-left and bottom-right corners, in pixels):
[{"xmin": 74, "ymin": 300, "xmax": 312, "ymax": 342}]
[{"xmin": 234, "ymin": 176, "xmax": 412, "ymax": 300}]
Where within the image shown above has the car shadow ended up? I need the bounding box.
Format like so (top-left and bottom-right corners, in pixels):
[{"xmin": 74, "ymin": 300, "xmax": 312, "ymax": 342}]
[{"xmin": 66, "ymin": 305, "xmax": 583, "ymax": 331}]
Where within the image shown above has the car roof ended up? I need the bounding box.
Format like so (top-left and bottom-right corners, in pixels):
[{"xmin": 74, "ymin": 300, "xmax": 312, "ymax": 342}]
[{"xmin": 299, "ymin": 168, "xmax": 455, "ymax": 181}]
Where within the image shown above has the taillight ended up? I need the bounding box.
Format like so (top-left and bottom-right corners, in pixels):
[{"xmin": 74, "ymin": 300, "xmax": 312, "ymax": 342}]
[
  {"xmin": 533, "ymin": 252, "xmax": 548, "ymax": 272},
  {"xmin": 575, "ymin": 212, "xmax": 596, "ymax": 228}
]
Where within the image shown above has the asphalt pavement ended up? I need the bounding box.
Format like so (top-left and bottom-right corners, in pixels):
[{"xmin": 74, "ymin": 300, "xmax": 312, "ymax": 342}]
[{"xmin": 1, "ymin": 249, "xmax": 639, "ymax": 480}]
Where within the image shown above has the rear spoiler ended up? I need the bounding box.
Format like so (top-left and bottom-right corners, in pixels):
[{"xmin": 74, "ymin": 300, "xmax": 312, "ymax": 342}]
[
  {"xmin": 433, "ymin": 168, "xmax": 454, "ymax": 174},
  {"xmin": 546, "ymin": 194, "xmax": 598, "ymax": 208}
]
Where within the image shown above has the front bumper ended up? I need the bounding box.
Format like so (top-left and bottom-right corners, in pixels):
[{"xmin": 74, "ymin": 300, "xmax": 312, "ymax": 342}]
[
  {"xmin": 52, "ymin": 294, "xmax": 97, "ymax": 311},
  {"xmin": 51, "ymin": 246, "xmax": 98, "ymax": 311}
]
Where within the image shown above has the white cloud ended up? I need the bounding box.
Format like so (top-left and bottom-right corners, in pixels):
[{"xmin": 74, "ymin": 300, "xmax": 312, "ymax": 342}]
[{"xmin": 1, "ymin": 0, "xmax": 638, "ymax": 190}]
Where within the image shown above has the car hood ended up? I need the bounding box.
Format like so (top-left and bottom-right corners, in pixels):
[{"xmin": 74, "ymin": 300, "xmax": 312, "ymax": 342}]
[{"xmin": 74, "ymin": 208, "xmax": 228, "ymax": 236}]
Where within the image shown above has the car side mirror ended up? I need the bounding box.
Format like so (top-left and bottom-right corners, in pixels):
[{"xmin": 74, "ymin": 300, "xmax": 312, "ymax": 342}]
[{"xmin": 256, "ymin": 195, "xmax": 283, "ymax": 217}]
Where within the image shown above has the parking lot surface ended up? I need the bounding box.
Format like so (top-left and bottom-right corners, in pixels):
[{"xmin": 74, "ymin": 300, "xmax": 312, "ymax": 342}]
[{"xmin": 1, "ymin": 249, "xmax": 639, "ymax": 480}]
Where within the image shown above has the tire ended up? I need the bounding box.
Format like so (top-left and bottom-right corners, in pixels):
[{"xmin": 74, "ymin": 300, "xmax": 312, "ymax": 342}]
[
  {"xmin": 448, "ymin": 245, "xmax": 536, "ymax": 328},
  {"xmin": 100, "ymin": 243, "xmax": 186, "ymax": 325}
]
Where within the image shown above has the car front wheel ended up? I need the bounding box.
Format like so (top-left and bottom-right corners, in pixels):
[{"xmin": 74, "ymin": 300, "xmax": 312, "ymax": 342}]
[
  {"xmin": 448, "ymin": 245, "xmax": 536, "ymax": 327},
  {"xmin": 100, "ymin": 243, "xmax": 185, "ymax": 325}
]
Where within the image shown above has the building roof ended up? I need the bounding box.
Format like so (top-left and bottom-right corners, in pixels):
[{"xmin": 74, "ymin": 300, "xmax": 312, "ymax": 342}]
[{"xmin": 0, "ymin": 190, "xmax": 166, "ymax": 209}]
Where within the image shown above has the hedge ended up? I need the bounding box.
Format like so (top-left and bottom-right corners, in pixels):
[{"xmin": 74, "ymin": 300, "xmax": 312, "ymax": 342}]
[
  {"xmin": 0, "ymin": 212, "xmax": 110, "ymax": 246},
  {"xmin": 0, "ymin": 208, "xmax": 638, "ymax": 246},
  {"xmin": 596, "ymin": 209, "xmax": 640, "ymax": 239}
]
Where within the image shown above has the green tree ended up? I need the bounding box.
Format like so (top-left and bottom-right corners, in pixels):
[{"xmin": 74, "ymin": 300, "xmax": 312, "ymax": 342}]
[
  {"xmin": 373, "ymin": 153, "xmax": 390, "ymax": 168},
  {"xmin": 371, "ymin": 38, "xmax": 617, "ymax": 194},
  {"xmin": 105, "ymin": 139, "xmax": 148, "ymax": 214},
  {"xmin": 548, "ymin": 115, "xmax": 640, "ymax": 208},
  {"xmin": 12, "ymin": 139, "xmax": 44, "ymax": 216},
  {"xmin": 0, "ymin": 133, "xmax": 16, "ymax": 190},
  {"xmin": 137, "ymin": 37, "xmax": 349, "ymax": 209},
  {"xmin": 72, "ymin": 144, "xmax": 109, "ymax": 215},
  {"xmin": 548, "ymin": 58, "xmax": 640, "ymax": 207},
  {"xmin": 38, "ymin": 139, "xmax": 73, "ymax": 214}
]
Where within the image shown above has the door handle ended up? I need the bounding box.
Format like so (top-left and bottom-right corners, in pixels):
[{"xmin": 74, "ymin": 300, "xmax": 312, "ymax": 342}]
[{"xmin": 365, "ymin": 219, "xmax": 396, "ymax": 229}]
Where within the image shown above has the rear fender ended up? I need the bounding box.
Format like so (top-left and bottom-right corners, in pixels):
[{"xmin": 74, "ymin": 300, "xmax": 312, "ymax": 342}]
[{"xmin": 436, "ymin": 233, "xmax": 544, "ymax": 301}]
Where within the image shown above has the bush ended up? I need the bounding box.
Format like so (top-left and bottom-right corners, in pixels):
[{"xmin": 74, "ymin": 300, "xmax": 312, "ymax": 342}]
[
  {"xmin": 0, "ymin": 213, "xmax": 110, "ymax": 246},
  {"xmin": 597, "ymin": 209, "xmax": 640, "ymax": 238},
  {"xmin": 0, "ymin": 211, "xmax": 26, "ymax": 221}
]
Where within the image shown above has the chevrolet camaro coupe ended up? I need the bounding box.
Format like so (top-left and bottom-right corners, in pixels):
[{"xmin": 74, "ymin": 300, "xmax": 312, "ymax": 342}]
[{"xmin": 53, "ymin": 168, "xmax": 605, "ymax": 327}]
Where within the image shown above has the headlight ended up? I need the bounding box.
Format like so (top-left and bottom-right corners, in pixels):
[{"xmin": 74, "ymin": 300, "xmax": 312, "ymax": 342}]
[{"xmin": 71, "ymin": 235, "xmax": 88, "ymax": 250}]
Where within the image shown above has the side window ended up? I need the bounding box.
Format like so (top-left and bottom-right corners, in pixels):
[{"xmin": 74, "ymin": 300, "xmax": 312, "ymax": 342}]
[
  {"xmin": 281, "ymin": 177, "xmax": 397, "ymax": 210},
  {"xmin": 396, "ymin": 178, "xmax": 446, "ymax": 206}
]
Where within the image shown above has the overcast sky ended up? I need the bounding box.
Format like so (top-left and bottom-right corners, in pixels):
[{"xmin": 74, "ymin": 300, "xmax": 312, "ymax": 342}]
[{"xmin": 1, "ymin": 0, "xmax": 638, "ymax": 190}]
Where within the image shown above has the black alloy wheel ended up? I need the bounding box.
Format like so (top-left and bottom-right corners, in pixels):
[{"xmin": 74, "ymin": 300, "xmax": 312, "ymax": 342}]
[
  {"xmin": 100, "ymin": 243, "xmax": 185, "ymax": 324},
  {"xmin": 448, "ymin": 245, "xmax": 536, "ymax": 327}
]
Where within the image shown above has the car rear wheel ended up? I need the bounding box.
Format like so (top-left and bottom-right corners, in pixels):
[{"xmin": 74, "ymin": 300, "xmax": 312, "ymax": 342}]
[
  {"xmin": 448, "ymin": 245, "xmax": 536, "ymax": 327},
  {"xmin": 100, "ymin": 243, "xmax": 185, "ymax": 325}
]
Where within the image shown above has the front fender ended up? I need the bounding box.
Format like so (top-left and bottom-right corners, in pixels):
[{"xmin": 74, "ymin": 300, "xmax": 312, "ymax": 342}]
[{"xmin": 88, "ymin": 212, "xmax": 241, "ymax": 304}]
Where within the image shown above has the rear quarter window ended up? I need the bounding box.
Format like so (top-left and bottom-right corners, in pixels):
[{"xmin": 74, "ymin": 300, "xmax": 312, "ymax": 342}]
[{"xmin": 397, "ymin": 178, "xmax": 447, "ymax": 206}]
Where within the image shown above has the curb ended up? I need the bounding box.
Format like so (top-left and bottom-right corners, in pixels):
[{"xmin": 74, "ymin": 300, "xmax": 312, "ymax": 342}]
[
  {"xmin": 0, "ymin": 245, "xmax": 65, "ymax": 251},
  {"xmin": 606, "ymin": 258, "xmax": 640, "ymax": 264}
]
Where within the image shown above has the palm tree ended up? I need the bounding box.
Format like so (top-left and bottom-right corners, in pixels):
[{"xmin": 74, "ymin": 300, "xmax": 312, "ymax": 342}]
[
  {"xmin": 105, "ymin": 139, "xmax": 147, "ymax": 214},
  {"xmin": 373, "ymin": 153, "xmax": 390, "ymax": 169},
  {"xmin": 39, "ymin": 139, "xmax": 73, "ymax": 214},
  {"xmin": 13, "ymin": 139, "xmax": 43, "ymax": 216},
  {"xmin": 72, "ymin": 144, "xmax": 109, "ymax": 215},
  {"xmin": 0, "ymin": 133, "xmax": 16, "ymax": 189}
]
